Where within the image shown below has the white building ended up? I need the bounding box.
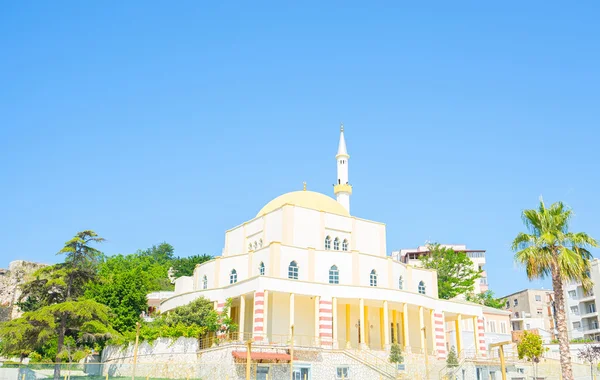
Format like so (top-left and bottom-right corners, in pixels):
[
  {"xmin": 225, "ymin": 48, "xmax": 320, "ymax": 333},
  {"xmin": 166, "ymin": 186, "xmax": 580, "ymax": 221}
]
[
  {"xmin": 392, "ymin": 244, "xmax": 488, "ymax": 294},
  {"xmin": 158, "ymin": 126, "xmax": 508, "ymax": 379},
  {"xmin": 565, "ymin": 258, "xmax": 600, "ymax": 341}
]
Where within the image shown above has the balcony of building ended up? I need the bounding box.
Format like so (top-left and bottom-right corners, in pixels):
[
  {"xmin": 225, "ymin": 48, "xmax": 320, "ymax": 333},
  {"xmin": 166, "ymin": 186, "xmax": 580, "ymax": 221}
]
[
  {"xmin": 583, "ymin": 320, "xmax": 600, "ymax": 335},
  {"xmin": 579, "ymin": 291, "xmax": 596, "ymax": 303},
  {"xmin": 510, "ymin": 312, "xmax": 531, "ymax": 321},
  {"xmin": 581, "ymin": 303, "xmax": 598, "ymax": 319}
]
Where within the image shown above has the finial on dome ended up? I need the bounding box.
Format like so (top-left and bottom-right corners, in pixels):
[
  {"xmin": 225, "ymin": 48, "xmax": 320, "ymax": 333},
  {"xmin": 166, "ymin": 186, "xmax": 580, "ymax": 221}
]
[
  {"xmin": 340, "ymin": 123, "xmax": 344, "ymax": 132},
  {"xmin": 303, "ymin": 181, "xmax": 307, "ymax": 191}
]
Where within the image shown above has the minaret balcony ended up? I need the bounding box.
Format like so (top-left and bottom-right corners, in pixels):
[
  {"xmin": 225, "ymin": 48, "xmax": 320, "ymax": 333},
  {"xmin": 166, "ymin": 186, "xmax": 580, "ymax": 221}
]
[{"xmin": 334, "ymin": 184, "xmax": 353, "ymax": 195}]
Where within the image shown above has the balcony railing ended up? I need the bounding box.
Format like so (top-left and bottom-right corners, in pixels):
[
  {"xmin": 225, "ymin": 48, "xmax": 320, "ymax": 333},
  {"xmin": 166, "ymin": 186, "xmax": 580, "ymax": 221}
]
[{"xmin": 467, "ymin": 251, "xmax": 485, "ymax": 259}]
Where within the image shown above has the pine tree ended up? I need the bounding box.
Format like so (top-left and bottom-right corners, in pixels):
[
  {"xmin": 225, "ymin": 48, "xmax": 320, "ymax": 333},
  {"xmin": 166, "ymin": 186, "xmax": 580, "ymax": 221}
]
[
  {"xmin": 389, "ymin": 343, "xmax": 403, "ymax": 364},
  {"xmin": 447, "ymin": 346, "xmax": 459, "ymax": 367}
]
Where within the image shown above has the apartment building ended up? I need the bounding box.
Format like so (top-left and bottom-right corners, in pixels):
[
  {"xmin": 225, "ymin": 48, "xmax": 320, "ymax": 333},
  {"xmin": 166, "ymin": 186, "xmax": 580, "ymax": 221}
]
[
  {"xmin": 391, "ymin": 244, "xmax": 488, "ymax": 294},
  {"xmin": 500, "ymin": 289, "xmax": 556, "ymax": 341},
  {"xmin": 564, "ymin": 258, "xmax": 600, "ymax": 341}
]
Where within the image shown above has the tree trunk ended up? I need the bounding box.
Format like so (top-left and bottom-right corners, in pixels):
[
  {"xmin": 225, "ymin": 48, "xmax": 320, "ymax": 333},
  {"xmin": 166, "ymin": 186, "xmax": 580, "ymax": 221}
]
[
  {"xmin": 552, "ymin": 263, "xmax": 574, "ymax": 380},
  {"xmin": 53, "ymin": 317, "xmax": 66, "ymax": 380}
]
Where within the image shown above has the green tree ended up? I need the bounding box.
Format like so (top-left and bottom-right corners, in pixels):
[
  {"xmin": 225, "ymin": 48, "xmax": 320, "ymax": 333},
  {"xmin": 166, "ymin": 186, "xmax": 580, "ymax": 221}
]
[
  {"xmin": 389, "ymin": 343, "xmax": 403, "ymax": 364},
  {"xmin": 139, "ymin": 242, "xmax": 175, "ymax": 265},
  {"xmin": 85, "ymin": 251, "xmax": 173, "ymax": 332},
  {"xmin": 446, "ymin": 346, "xmax": 459, "ymax": 367},
  {"xmin": 0, "ymin": 300, "xmax": 115, "ymax": 364},
  {"xmin": 517, "ymin": 331, "xmax": 546, "ymax": 379},
  {"xmin": 465, "ymin": 290, "xmax": 505, "ymax": 309},
  {"xmin": 512, "ymin": 198, "xmax": 598, "ymax": 380},
  {"xmin": 171, "ymin": 254, "xmax": 212, "ymax": 277},
  {"xmin": 420, "ymin": 243, "xmax": 482, "ymax": 299}
]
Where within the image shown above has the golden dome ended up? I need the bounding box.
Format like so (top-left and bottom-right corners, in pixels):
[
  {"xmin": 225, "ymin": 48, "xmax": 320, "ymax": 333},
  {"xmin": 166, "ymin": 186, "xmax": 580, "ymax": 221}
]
[{"xmin": 257, "ymin": 191, "xmax": 350, "ymax": 218}]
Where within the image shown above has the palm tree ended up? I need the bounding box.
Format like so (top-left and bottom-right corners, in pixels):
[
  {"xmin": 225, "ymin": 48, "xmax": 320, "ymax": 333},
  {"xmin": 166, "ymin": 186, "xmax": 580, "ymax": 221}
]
[{"xmin": 512, "ymin": 198, "xmax": 598, "ymax": 380}]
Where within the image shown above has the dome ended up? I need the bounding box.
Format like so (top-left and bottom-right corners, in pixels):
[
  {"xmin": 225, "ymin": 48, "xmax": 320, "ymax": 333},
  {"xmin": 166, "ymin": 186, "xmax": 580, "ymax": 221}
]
[{"xmin": 257, "ymin": 191, "xmax": 350, "ymax": 218}]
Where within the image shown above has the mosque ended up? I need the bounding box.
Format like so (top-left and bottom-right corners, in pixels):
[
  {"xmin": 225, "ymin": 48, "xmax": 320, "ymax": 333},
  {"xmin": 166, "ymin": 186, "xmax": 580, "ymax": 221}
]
[{"xmin": 161, "ymin": 126, "xmax": 504, "ymax": 366}]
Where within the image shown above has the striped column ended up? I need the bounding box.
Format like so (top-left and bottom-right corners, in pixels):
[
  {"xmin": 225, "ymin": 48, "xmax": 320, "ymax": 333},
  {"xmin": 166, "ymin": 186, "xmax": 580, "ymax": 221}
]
[
  {"xmin": 476, "ymin": 318, "xmax": 487, "ymax": 357},
  {"xmin": 253, "ymin": 291, "xmax": 265, "ymax": 342},
  {"xmin": 433, "ymin": 312, "xmax": 447, "ymax": 359},
  {"xmin": 215, "ymin": 301, "xmax": 226, "ymax": 338},
  {"xmin": 319, "ymin": 297, "xmax": 333, "ymax": 347}
]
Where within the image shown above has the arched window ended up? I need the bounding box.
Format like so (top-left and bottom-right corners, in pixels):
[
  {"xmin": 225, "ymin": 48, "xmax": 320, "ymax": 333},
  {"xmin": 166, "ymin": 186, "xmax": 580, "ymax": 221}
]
[
  {"xmin": 398, "ymin": 276, "xmax": 403, "ymax": 290},
  {"xmin": 288, "ymin": 261, "xmax": 298, "ymax": 280},
  {"xmin": 325, "ymin": 236, "xmax": 331, "ymax": 250},
  {"xmin": 259, "ymin": 239, "xmax": 263, "ymax": 248},
  {"xmin": 342, "ymin": 239, "xmax": 348, "ymax": 251},
  {"xmin": 202, "ymin": 275, "xmax": 207, "ymax": 290},
  {"xmin": 259, "ymin": 262, "xmax": 265, "ymax": 276},
  {"xmin": 248, "ymin": 243, "xmax": 253, "ymax": 251},
  {"xmin": 418, "ymin": 281, "xmax": 426, "ymax": 294},
  {"xmin": 370, "ymin": 270, "xmax": 378, "ymax": 287},
  {"xmin": 230, "ymin": 269, "xmax": 238, "ymax": 284},
  {"xmin": 253, "ymin": 241, "xmax": 258, "ymax": 250},
  {"xmin": 334, "ymin": 237, "xmax": 340, "ymax": 250},
  {"xmin": 329, "ymin": 265, "xmax": 339, "ymax": 284}
]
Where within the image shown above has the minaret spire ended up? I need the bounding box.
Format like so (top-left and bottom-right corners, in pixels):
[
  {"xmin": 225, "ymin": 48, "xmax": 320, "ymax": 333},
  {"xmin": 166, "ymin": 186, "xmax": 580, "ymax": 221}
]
[{"xmin": 334, "ymin": 124, "xmax": 352, "ymax": 213}]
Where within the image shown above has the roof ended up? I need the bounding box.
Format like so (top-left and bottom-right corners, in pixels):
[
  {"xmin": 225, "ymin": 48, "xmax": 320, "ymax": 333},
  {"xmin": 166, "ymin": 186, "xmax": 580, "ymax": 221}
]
[
  {"xmin": 232, "ymin": 351, "xmax": 294, "ymax": 362},
  {"xmin": 257, "ymin": 190, "xmax": 350, "ymax": 217},
  {"xmin": 499, "ymin": 288, "xmax": 554, "ymax": 299},
  {"xmin": 337, "ymin": 126, "xmax": 348, "ymax": 157}
]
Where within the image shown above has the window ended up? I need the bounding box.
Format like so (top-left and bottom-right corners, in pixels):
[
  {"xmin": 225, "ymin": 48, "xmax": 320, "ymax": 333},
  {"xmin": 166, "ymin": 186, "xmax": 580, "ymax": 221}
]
[
  {"xmin": 329, "ymin": 265, "xmax": 339, "ymax": 284},
  {"xmin": 500, "ymin": 322, "xmax": 507, "ymax": 334},
  {"xmin": 336, "ymin": 366, "xmax": 349, "ymax": 379},
  {"xmin": 248, "ymin": 243, "xmax": 253, "ymax": 251},
  {"xmin": 229, "ymin": 269, "xmax": 237, "ymax": 284},
  {"xmin": 526, "ymin": 323, "xmax": 531, "ymax": 330},
  {"xmin": 418, "ymin": 281, "xmax": 426, "ymax": 294},
  {"xmin": 588, "ymin": 303, "xmax": 597, "ymax": 314},
  {"xmin": 513, "ymin": 299, "xmax": 518, "ymax": 307},
  {"xmin": 535, "ymin": 295, "xmax": 542, "ymax": 302},
  {"xmin": 259, "ymin": 262, "xmax": 265, "ymax": 276},
  {"xmin": 573, "ymin": 321, "xmax": 581, "ymax": 329},
  {"xmin": 571, "ymin": 306, "xmax": 580, "ymax": 315},
  {"xmin": 568, "ymin": 290, "xmax": 577, "ymax": 299},
  {"xmin": 254, "ymin": 241, "xmax": 258, "ymax": 250},
  {"xmin": 288, "ymin": 261, "xmax": 298, "ymax": 280},
  {"xmin": 259, "ymin": 239, "xmax": 263, "ymax": 248},
  {"xmin": 334, "ymin": 237, "xmax": 340, "ymax": 250},
  {"xmin": 202, "ymin": 275, "xmax": 207, "ymax": 290},
  {"xmin": 325, "ymin": 236, "xmax": 331, "ymax": 250},
  {"xmin": 506, "ymin": 301, "xmax": 510, "ymax": 309},
  {"xmin": 489, "ymin": 321, "xmax": 496, "ymax": 333},
  {"xmin": 370, "ymin": 270, "xmax": 378, "ymax": 287},
  {"xmin": 342, "ymin": 239, "xmax": 348, "ymax": 251},
  {"xmin": 537, "ymin": 308, "xmax": 543, "ymax": 316},
  {"xmin": 398, "ymin": 276, "xmax": 403, "ymax": 290}
]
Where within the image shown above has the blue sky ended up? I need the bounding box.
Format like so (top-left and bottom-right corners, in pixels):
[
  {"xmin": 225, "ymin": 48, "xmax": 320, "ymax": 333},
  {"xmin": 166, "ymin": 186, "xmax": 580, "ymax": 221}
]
[{"xmin": 1, "ymin": 2, "xmax": 599, "ymax": 297}]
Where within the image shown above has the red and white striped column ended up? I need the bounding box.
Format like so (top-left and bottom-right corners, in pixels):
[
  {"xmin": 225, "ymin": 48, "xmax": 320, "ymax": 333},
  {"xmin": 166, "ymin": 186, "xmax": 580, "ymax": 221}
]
[
  {"xmin": 319, "ymin": 297, "xmax": 333, "ymax": 347},
  {"xmin": 433, "ymin": 312, "xmax": 447, "ymax": 359},
  {"xmin": 252, "ymin": 291, "xmax": 266, "ymax": 342},
  {"xmin": 477, "ymin": 318, "xmax": 487, "ymax": 357},
  {"xmin": 215, "ymin": 301, "xmax": 226, "ymax": 338}
]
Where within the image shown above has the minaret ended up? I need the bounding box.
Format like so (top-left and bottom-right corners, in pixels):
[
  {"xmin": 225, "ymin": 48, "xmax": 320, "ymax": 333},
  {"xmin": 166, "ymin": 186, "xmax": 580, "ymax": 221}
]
[{"xmin": 334, "ymin": 124, "xmax": 352, "ymax": 213}]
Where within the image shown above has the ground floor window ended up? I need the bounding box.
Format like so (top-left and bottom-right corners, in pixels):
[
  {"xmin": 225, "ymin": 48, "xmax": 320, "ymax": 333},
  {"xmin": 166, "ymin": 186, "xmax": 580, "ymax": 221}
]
[{"xmin": 336, "ymin": 366, "xmax": 349, "ymax": 379}]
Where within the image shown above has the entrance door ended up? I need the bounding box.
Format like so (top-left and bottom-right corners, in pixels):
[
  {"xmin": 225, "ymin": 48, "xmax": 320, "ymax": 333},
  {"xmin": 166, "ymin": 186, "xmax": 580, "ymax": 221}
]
[
  {"xmin": 293, "ymin": 366, "xmax": 311, "ymax": 380},
  {"xmin": 257, "ymin": 366, "xmax": 269, "ymax": 380}
]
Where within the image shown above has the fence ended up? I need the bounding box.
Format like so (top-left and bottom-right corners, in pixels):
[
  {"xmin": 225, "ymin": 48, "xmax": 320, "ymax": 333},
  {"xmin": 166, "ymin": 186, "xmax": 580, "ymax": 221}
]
[{"xmin": 0, "ymin": 362, "xmax": 399, "ymax": 380}]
